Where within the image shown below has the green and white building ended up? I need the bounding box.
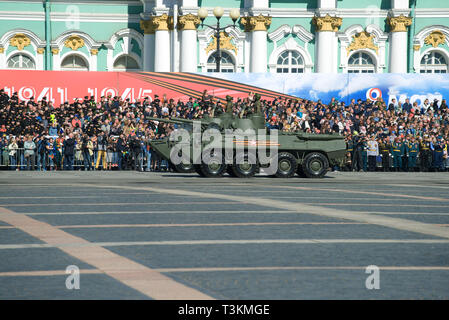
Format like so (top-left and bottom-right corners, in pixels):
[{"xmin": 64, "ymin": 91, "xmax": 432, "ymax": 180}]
[{"xmin": 0, "ymin": 0, "xmax": 448, "ymax": 73}]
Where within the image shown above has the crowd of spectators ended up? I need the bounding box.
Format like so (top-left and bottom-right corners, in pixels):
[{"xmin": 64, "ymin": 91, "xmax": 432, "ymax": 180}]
[{"xmin": 0, "ymin": 87, "xmax": 448, "ymax": 172}]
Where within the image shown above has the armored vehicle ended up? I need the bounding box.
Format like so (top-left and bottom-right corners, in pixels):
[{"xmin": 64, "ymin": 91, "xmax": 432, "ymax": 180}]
[{"xmin": 148, "ymin": 95, "xmax": 346, "ymax": 178}]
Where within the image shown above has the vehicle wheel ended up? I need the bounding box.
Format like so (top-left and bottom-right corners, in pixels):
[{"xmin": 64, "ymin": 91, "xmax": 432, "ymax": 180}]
[
  {"xmin": 231, "ymin": 152, "xmax": 258, "ymax": 178},
  {"xmin": 194, "ymin": 164, "xmax": 206, "ymax": 177},
  {"xmin": 174, "ymin": 163, "xmax": 195, "ymax": 173},
  {"xmin": 296, "ymin": 166, "xmax": 307, "ymax": 178},
  {"xmin": 226, "ymin": 165, "xmax": 237, "ymax": 177},
  {"xmin": 302, "ymin": 152, "xmax": 329, "ymax": 178},
  {"xmin": 199, "ymin": 156, "xmax": 226, "ymax": 177},
  {"xmin": 275, "ymin": 152, "xmax": 297, "ymax": 178}
]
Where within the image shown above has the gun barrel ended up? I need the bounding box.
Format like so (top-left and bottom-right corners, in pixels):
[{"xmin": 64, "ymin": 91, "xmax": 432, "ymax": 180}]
[
  {"xmin": 147, "ymin": 116, "xmax": 190, "ymax": 124},
  {"xmin": 147, "ymin": 116, "xmax": 211, "ymax": 127}
]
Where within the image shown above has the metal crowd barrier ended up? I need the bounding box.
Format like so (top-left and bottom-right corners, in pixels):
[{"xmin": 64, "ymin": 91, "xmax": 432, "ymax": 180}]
[
  {"xmin": 0, "ymin": 146, "xmax": 447, "ymax": 171},
  {"xmin": 0, "ymin": 147, "xmax": 168, "ymax": 171}
]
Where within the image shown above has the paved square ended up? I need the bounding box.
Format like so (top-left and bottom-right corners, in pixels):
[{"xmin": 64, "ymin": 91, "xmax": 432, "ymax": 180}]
[{"xmin": 1, "ymin": 171, "xmax": 448, "ymax": 299}]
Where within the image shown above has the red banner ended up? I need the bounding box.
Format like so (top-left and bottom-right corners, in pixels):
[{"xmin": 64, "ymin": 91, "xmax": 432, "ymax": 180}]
[{"xmin": 0, "ymin": 70, "xmax": 296, "ymax": 107}]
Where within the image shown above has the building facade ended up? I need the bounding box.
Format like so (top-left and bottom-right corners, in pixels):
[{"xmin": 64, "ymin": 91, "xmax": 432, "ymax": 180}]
[{"xmin": 0, "ymin": 0, "xmax": 448, "ymax": 73}]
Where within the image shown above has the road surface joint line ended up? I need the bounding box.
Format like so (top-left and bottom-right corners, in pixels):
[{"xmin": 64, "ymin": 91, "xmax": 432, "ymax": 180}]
[
  {"xmin": 0, "ymin": 206, "xmax": 214, "ymax": 300},
  {"xmin": 71, "ymin": 183, "xmax": 449, "ymax": 240}
]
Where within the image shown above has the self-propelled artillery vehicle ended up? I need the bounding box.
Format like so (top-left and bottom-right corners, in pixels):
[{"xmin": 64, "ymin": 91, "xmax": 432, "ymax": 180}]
[{"xmin": 148, "ymin": 95, "xmax": 346, "ymax": 178}]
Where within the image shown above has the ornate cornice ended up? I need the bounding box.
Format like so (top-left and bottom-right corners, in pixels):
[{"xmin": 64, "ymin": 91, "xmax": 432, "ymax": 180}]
[
  {"xmin": 9, "ymin": 33, "xmax": 31, "ymax": 51},
  {"xmin": 205, "ymin": 32, "xmax": 238, "ymax": 55},
  {"xmin": 387, "ymin": 14, "xmax": 413, "ymax": 32},
  {"xmin": 64, "ymin": 35, "xmax": 85, "ymax": 50},
  {"xmin": 347, "ymin": 31, "xmax": 378, "ymax": 55},
  {"xmin": 152, "ymin": 14, "xmax": 174, "ymax": 31},
  {"xmin": 178, "ymin": 14, "xmax": 201, "ymax": 31},
  {"xmin": 240, "ymin": 15, "xmax": 272, "ymax": 32},
  {"xmin": 140, "ymin": 19, "xmax": 156, "ymax": 34},
  {"xmin": 312, "ymin": 14, "xmax": 342, "ymax": 32},
  {"xmin": 424, "ymin": 30, "xmax": 446, "ymax": 48}
]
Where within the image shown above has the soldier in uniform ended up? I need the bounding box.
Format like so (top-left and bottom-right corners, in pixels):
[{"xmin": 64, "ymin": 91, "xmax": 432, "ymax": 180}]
[
  {"xmin": 402, "ymin": 136, "xmax": 409, "ymax": 172},
  {"xmin": 433, "ymin": 138, "xmax": 445, "ymax": 171},
  {"xmin": 361, "ymin": 135, "xmax": 368, "ymax": 172},
  {"xmin": 351, "ymin": 132, "xmax": 363, "ymax": 172},
  {"xmin": 346, "ymin": 135, "xmax": 354, "ymax": 169},
  {"xmin": 367, "ymin": 135, "xmax": 379, "ymax": 172},
  {"xmin": 378, "ymin": 137, "xmax": 391, "ymax": 172},
  {"xmin": 419, "ymin": 136, "xmax": 432, "ymax": 172},
  {"xmin": 406, "ymin": 136, "xmax": 419, "ymax": 172},
  {"xmin": 391, "ymin": 137, "xmax": 404, "ymax": 172}
]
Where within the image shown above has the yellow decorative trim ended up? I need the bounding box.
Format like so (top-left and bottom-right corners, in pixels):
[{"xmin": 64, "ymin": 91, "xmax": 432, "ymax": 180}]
[
  {"xmin": 9, "ymin": 33, "xmax": 31, "ymax": 51},
  {"xmin": 0, "ymin": 48, "xmax": 4, "ymax": 54},
  {"xmin": 140, "ymin": 19, "xmax": 156, "ymax": 34},
  {"xmin": 312, "ymin": 14, "xmax": 342, "ymax": 32},
  {"xmin": 178, "ymin": 14, "xmax": 201, "ymax": 31},
  {"xmin": 152, "ymin": 14, "xmax": 173, "ymax": 31},
  {"xmin": 347, "ymin": 31, "xmax": 378, "ymax": 55},
  {"xmin": 414, "ymin": 44, "xmax": 421, "ymax": 51},
  {"xmin": 205, "ymin": 32, "xmax": 238, "ymax": 55},
  {"xmin": 64, "ymin": 35, "xmax": 85, "ymax": 50},
  {"xmin": 51, "ymin": 48, "xmax": 59, "ymax": 55},
  {"xmin": 37, "ymin": 48, "xmax": 45, "ymax": 54},
  {"xmin": 240, "ymin": 15, "xmax": 272, "ymax": 32},
  {"xmin": 90, "ymin": 49, "xmax": 98, "ymax": 55},
  {"xmin": 424, "ymin": 30, "xmax": 446, "ymax": 48},
  {"xmin": 387, "ymin": 14, "xmax": 412, "ymax": 32}
]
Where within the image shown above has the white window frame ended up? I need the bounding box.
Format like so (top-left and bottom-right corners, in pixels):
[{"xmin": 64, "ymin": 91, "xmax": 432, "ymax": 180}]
[
  {"xmin": 60, "ymin": 54, "xmax": 89, "ymax": 71},
  {"xmin": 347, "ymin": 52, "xmax": 376, "ymax": 73},
  {"xmin": 7, "ymin": 53, "xmax": 36, "ymax": 70},
  {"xmin": 276, "ymin": 50, "xmax": 305, "ymax": 74},
  {"xmin": 112, "ymin": 54, "xmax": 142, "ymax": 72},
  {"xmin": 420, "ymin": 51, "xmax": 448, "ymax": 74},
  {"xmin": 206, "ymin": 51, "xmax": 236, "ymax": 73}
]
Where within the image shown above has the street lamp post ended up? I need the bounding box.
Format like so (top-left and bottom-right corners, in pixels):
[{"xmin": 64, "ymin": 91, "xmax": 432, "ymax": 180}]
[{"xmin": 198, "ymin": 7, "xmax": 240, "ymax": 73}]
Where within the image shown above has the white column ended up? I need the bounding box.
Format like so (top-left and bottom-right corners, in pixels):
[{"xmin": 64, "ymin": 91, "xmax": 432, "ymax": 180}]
[
  {"xmin": 140, "ymin": 19, "xmax": 155, "ymax": 71},
  {"xmin": 250, "ymin": 30, "xmax": 268, "ymax": 72},
  {"xmin": 36, "ymin": 50, "xmax": 45, "ymax": 70},
  {"xmin": 153, "ymin": 14, "xmax": 172, "ymax": 72},
  {"xmin": 388, "ymin": 14, "xmax": 412, "ymax": 73},
  {"xmin": 315, "ymin": 31, "xmax": 335, "ymax": 73},
  {"xmin": 389, "ymin": 32, "xmax": 408, "ymax": 73},
  {"xmin": 318, "ymin": 0, "xmax": 337, "ymax": 9},
  {"xmin": 391, "ymin": 0, "xmax": 409, "ymax": 10},
  {"xmin": 143, "ymin": 33, "xmax": 155, "ymax": 71},
  {"xmin": 0, "ymin": 49, "xmax": 5, "ymax": 69},
  {"xmin": 181, "ymin": 30, "xmax": 197, "ymax": 72},
  {"xmin": 90, "ymin": 50, "xmax": 98, "ymax": 71},
  {"xmin": 52, "ymin": 49, "xmax": 61, "ymax": 71},
  {"xmin": 242, "ymin": 15, "xmax": 271, "ymax": 73},
  {"xmin": 154, "ymin": 30, "xmax": 170, "ymax": 72},
  {"xmin": 179, "ymin": 14, "xmax": 200, "ymax": 72},
  {"xmin": 313, "ymin": 14, "xmax": 342, "ymax": 73}
]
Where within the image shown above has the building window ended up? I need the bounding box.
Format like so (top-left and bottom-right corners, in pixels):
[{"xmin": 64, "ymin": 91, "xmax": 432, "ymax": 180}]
[
  {"xmin": 420, "ymin": 51, "xmax": 448, "ymax": 73},
  {"xmin": 113, "ymin": 55, "xmax": 140, "ymax": 71},
  {"xmin": 207, "ymin": 51, "xmax": 235, "ymax": 73},
  {"xmin": 347, "ymin": 52, "xmax": 375, "ymax": 73},
  {"xmin": 61, "ymin": 54, "xmax": 89, "ymax": 71},
  {"xmin": 7, "ymin": 54, "xmax": 35, "ymax": 69},
  {"xmin": 276, "ymin": 50, "xmax": 304, "ymax": 73}
]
